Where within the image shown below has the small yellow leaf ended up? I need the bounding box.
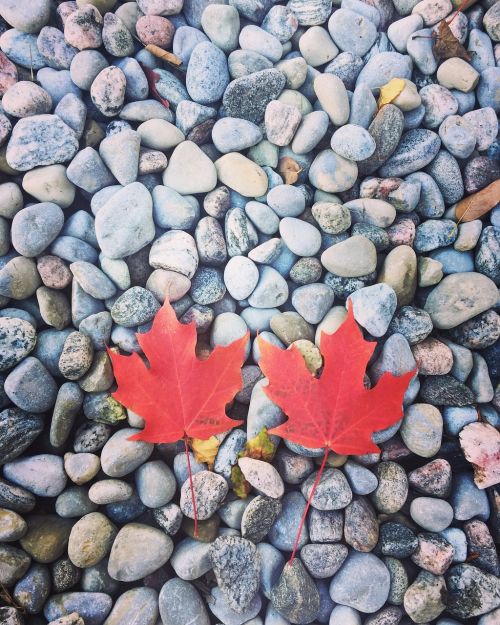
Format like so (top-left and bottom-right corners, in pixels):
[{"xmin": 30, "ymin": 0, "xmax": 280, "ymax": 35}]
[
  {"xmin": 378, "ymin": 78, "xmax": 406, "ymax": 109},
  {"xmin": 244, "ymin": 428, "xmax": 276, "ymax": 462},
  {"xmin": 190, "ymin": 436, "xmax": 220, "ymax": 469},
  {"xmin": 231, "ymin": 465, "xmax": 252, "ymax": 498}
]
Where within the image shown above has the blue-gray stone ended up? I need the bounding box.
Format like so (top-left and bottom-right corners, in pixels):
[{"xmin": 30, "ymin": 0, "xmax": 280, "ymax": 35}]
[
  {"xmin": 477, "ymin": 67, "xmax": 500, "ymax": 113},
  {"xmin": 0, "ymin": 30, "xmax": 46, "ymax": 69},
  {"xmin": 267, "ymin": 184, "xmax": 305, "ymax": 217},
  {"xmin": 355, "ymin": 52, "xmax": 412, "ymax": 90},
  {"xmin": 468, "ymin": 28, "xmax": 495, "ymax": 73},
  {"xmin": 214, "ymin": 429, "xmax": 247, "ymax": 479},
  {"xmin": 245, "ymin": 201, "xmax": 280, "ymax": 235},
  {"xmin": 160, "ymin": 579, "xmax": 210, "ymax": 625},
  {"xmin": 37, "ymin": 68, "xmax": 81, "ymax": 105},
  {"xmin": 258, "ymin": 543, "xmax": 285, "ymax": 599},
  {"xmin": 155, "ymin": 69, "xmax": 190, "ymax": 109},
  {"xmin": 379, "ymin": 129, "xmax": 441, "ymax": 177},
  {"xmin": 407, "ymin": 28, "xmax": 437, "ymax": 74},
  {"xmin": 349, "ymin": 83, "xmax": 377, "ymax": 128},
  {"xmin": 324, "ymin": 52, "xmax": 364, "ymax": 91},
  {"xmin": 3, "ymin": 454, "xmax": 66, "ymax": 497},
  {"xmin": 5, "ymin": 357, "xmax": 57, "ymax": 413},
  {"xmin": 44, "ymin": 592, "xmax": 112, "ymax": 625},
  {"xmin": 406, "ymin": 172, "xmax": 445, "ymax": 218},
  {"xmin": 451, "ymin": 473, "xmax": 490, "ymax": 521},
  {"xmin": 347, "ymin": 284, "xmax": 397, "ymax": 337},
  {"xmin": 106, "ymin": 490, "xmax": 146, "ymax": 524},
  {"xmin": 426, "ymin": 150, "xmax": 464, "ymax": 205},
  {"xmin": 186, "ymin": 42, "xmax": 230, "ymax": 104},
  {"xmin": 414, "ymin": 219, "xmax": 457, "ymax": 252},
  {"xmin": 269, "ymin": 491, "xmax": 308, "ymax": 551},
  {"xmin": 443, "ymin": 406, "xmax": 479, "ymax": 436},
  {"xmin": 13, "ymin": 563, "xmax": 51, "ymax": 614},
  {"xmin": 6, "ymin": 114, "xmax": 79, "ymax": 172},
  {"xmin": 212, "ymin": 118, "xmax": 262, "ymax": 153},
  {"xmin": 208, "ymin": 585, "xmax": 261, "ymax": 625},
  {"xmin": 175, "ymin": 100, "xmax": 217, "ymax": 135},
  {"xmin": 329, "ymin": 552, "xmax": 390, "ymax": 613},
  {"xmin": 328, "ymin": 9, "xmax": 377, "ymax": 56},
  {"xmin": 428, "ymin": 248, "xmax": 474, "ymax": 274},
  {"xmin": 343, "ymin": 460, "xmax": 378, "ymax": 495}
]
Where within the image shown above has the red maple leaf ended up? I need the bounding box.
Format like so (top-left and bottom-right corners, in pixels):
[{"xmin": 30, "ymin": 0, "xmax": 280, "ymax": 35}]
[
  {"xmin": 108, "ymin": 299, "xmax": 248, "ymax": 535},
  {"xmin": 109, "ymin": 299, "xmax": 248, "ymax": 442},
  {"xmin": 258, "ymin": 303, "xmax": 415, "ymax": 561}
]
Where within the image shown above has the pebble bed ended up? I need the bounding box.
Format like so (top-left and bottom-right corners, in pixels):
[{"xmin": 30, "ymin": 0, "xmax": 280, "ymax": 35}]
[{"xmin": 0, "ymin": 0, "xmax": 499, "ymax": 624}]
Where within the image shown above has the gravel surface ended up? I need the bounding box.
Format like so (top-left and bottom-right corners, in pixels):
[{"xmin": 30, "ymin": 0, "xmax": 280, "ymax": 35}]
[{"xmin": 0, "ymin": 0, "xmax": 498, "ymax": 624}]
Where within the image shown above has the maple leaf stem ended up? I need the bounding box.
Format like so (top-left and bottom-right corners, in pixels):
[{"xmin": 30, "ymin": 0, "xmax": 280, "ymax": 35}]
[
  {"xmin": 184, "ymin": 435, "xmax": 199, "ymax": 538},
  {"xmin": 447, "ymin": 0, "xmax": 469, "ymax": 25},
  {"xmin": 288, "ymin": 447, "xmax": 330, "ymax": 565}
]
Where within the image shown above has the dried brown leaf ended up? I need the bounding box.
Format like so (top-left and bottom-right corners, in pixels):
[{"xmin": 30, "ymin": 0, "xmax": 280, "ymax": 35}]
[
  {"xmin": 278, "ymin": 156, "xmax": 302, "ymax": 184},
  {"xmin": 433, "ymin": 19, "xmax": 471, "ymax": 62},
  {"xmin": 455, "ymin": 179, "xmax": 500, "ymax": 223}
]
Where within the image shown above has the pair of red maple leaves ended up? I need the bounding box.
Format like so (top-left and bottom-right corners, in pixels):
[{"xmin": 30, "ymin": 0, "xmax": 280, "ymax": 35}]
[
  {"xmin": 109, "ymin": 299, "xmax": 415, "ymax": 455},
  {"xmin": 108, "ymin": 299, "xmax": 415, "ymax": 552}
]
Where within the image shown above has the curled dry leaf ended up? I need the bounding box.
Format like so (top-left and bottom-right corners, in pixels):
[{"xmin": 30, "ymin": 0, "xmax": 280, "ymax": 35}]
[
  {"xmin": 459, "ymin": 422, "xmax": 500, "ymax": 489},
  {"xmin": 278, "ymin": 156, "xmax": 302, "ymax": 184},
  {"xmin": 145, "ymin": 44, "xmax": 182, "ymax": 66},
  {"xmin": 455, "ymin": 179, "xmax": 500, "ymax": 223},
  {"xmin": 378, "ymin": 78, "xmax": 406, "ymax": 109}
]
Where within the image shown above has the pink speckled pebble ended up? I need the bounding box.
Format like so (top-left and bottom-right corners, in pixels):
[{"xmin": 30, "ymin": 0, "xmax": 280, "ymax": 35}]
[
  {"xmin": 136, "ymin": 15, "xmax": 174, "ymax": 48},
  {"xmin": 411, "ymin": 337, "xmax": 453, "ymax": 375},
  {"xmin": 0, "ymin": 51, "xmax": 18, "ymax": 96},
  {"xmin": 386, "ymin": 218, "xmax": 416, "ymax": 247}
]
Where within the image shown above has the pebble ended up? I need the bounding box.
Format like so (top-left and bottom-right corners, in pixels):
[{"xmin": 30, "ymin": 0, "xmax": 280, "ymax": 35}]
[
  {"xmin": 223, "ymin": 69, "xmax": 286, "ymax": 123},
  {"xmin": 400, "ymin": 403, "xmax": 443, "ymax": 457},
  {"xmin": 410, "ymin": 497, "xmax": 454, "ymax": 531},
  {"xmin": 95, "ymin": 183, "xmax": 155, "ymax": 259},
  {"xmin": 446, "ymin": 564, "xmax": 500, "ymax": 619},
  {"xmin": 180, "ymin": 470, "xmax": 228, "ymax": 520},
  {"xmin": 159, "ymin": 579, "xmax": 210, "ymax": 625},
  {"xmin": 209, "ymin": 535, "xmax": 261, "ymax": 612},
  {"xmin": 403, "ymin": 571, "xmax": 447, "ymax": 622},
  {"xmin": 44, "ymin": 593, "xmax": 112, "ymax": 625},
  {"xmin": 6, "ymin": 115, "xmax": 79, "ymax": 172},
  {"xmin": 100, "ymin": 428, "xmax": 154, "ymax": 477},
  {"xmin": 438, "ymin": 58, "xmax": 478, "ymax": 95},
  {"xmin": 271, "ymin": 558, "xmax": 320, "ymax": 623},
  {"xmin": 372, "ymin": 462, "xmax": 408, "ymax": 513},
  {"xmin": 330, "ymin": 552, "xmax": 390, "ymax": 613},
  {"xmin": 103, "ymin": 587, "xmax": 159, "ymax": 625},
  {"xmin": 187, "ymin": 42, "xmax": 230, "ymax": 105},
  {"xmin": 424, "ymin": 272, "xmax": 498, "ymax": 329},
  {"xmin": 379, "ymin": 129, "xmax": 441, "ymax": 177},
  {"xmin": 328, "ymin": 9, "xmax": 378, "ymax": 56},
  {"xmin": 331, "ymin": 125, "xmax": 376, "ymax": 161},
  {"xmin": 409, "ymin": 458, "xmax": 452, "ymax": 497},
  {"xmin": 108, "ymin": 523, "xmax": 173, "ymax": 582}
]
